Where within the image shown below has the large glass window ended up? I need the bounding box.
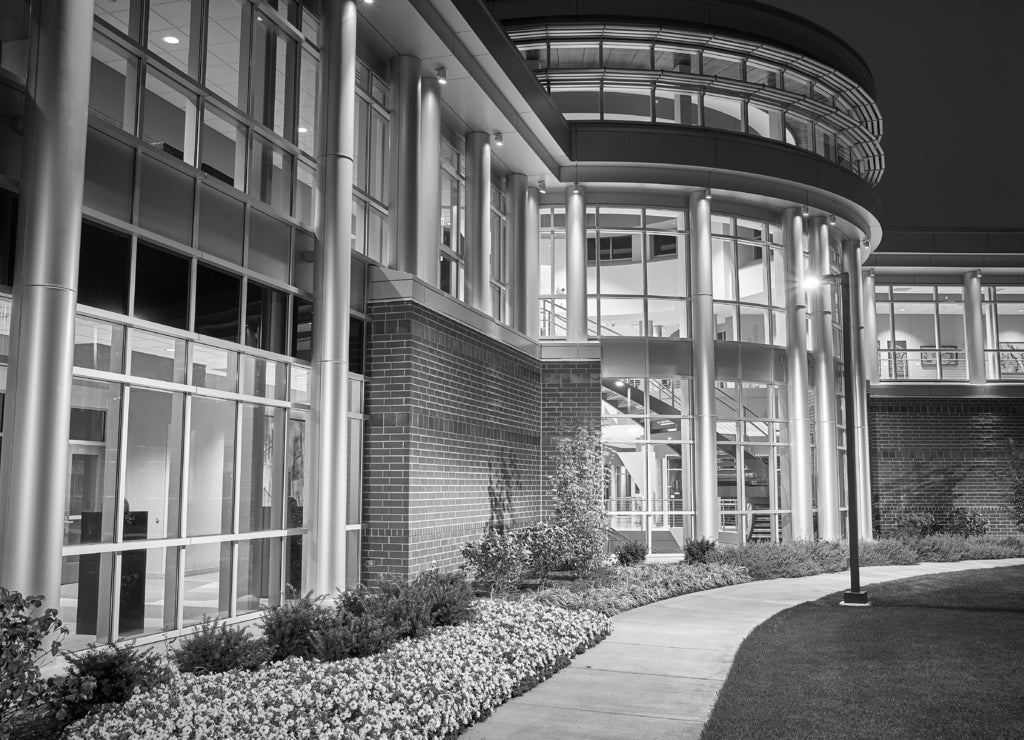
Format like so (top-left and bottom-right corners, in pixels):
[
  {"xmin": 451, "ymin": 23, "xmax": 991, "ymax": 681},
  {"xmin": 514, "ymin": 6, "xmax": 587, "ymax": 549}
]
[
  {"xmin": 249, "ymin": 135, "xmax": 293, "ymax": 213},
  {"xmin": 147, "ymin": 0, "xmax": 196, "ymax": 76},
  {"xmin": 200, "ymin": 105, "xmax": 245, "ymax": 189},
  {"xmin": 124, "ymin": 388, "xmax": 184, "ymax": 540},
  {"xmin": 79, "ymin": 223, "xmax": 131, "ymax": 314},
  {"xmin": 249, "ymin": 14, "xmax": 296, "ymax": 140},
  {"xmin": 875, "ymin": 284, "xmax": 967, "ymax": 381},
  {"xmin": 239, "ymin": 405, "xmax": 285, "ymax": 533},
  {"xmin": 142, "ymin": 69, "xmax": 198, "ymax": 164},
  {"xmin": 195, "ymin": 265, "xmax": 241, "ymax": 341},
  {"xmin": 134, "ymin": 242, "xmax": 191, "ymax": 329},
  {"xmin": 90, "ymin": 36, "xmax": 139, "ymax": 133},
  {"xmin": 205, "ymin": 0, "xmax": 247, "ymax": 107},
  {"xmin": 66, "ymin": 380, "xmax": 122, "ymax": 547},
  {"xmin": 186, "ymin": 397, "xmax": 236, "ymax": 536}
]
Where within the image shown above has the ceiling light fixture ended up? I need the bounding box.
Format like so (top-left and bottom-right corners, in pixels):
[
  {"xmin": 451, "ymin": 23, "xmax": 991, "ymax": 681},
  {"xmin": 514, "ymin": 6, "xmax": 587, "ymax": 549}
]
[
  {"xmin": 436, "ymin": 66, "xmax": 447, "ymax": 85},
  {"xmin": 800, "ymin": 205, "xmax": 810, "ymax": 217},
  {"xmin": 572, "ymin": 183, "xmax": 580, "ymax": 195},
  {"xmin": 493, "ymin": 132, "xmax": 503, "ymax": 147},
  {"xmin": 537, "ymin": 179, "xmax": 546, "ymax": 194},
  {"xmin": 298, "ymin": 126, "xmax": 308, "ymax": 134},
  {"xmin": 162, "ymin": 35, "xmax": 180, "ymax": 44},
  {"xmin": 828, "ymin": 215, "xmax": 837, "ymax": 226},
  {"xmin": 704, "ymin": 187, "xmax": 712, "ymax": 200}
]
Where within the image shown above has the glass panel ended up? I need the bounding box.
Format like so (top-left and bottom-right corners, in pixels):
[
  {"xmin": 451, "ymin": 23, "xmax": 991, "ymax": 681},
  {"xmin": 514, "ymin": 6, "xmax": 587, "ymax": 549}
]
[
  {"xmin": 712, "ymin": 238, "xmax": 736, "ymax": 300},
  {"xmin": 653, "ymin": 46, "xmax": 697, "ymax": 74},
  {"xmin": 773, "ymin": 310, "xmax": 787, "ymax": 347},
  {"xmin": 603, "ymin": 43, "xmax": 650, "ymax": 70},
  {"xmin": 366, "ymin": 207, "xmax": 388, "ymax": 265},
  {"xmin": 540, "ymin": 298, "xmax": 566, "ymax": 338},
  {"xmin": 284, "ymin": 534, "xmax": 302, "ymax": 597},
  {"xmin": 94, "ymin": 0, "xmax": 138, "ymax": 39},
  {"xmin": 702, "ymin": 52, "xmax": 742, "ymax": 79},
  {"xmin": 119, "ymin": 546, "xmax": 179, "ymax": 640},
  {"xmin": 198, "ymin": 185, "xmax": 245, "ymax": 264},
  {"xmin": 248, "ymin": 209, "xmax": 291, "ymax": 281},
  {"xmin": 712, "ymin": 215, "xmax": 734, "ymax": 236},
  {"xmin": 704, "ymin": 94, "xmax": 743, "ymax": 132},
  {"xmin": 737, "ymin": 243, "xmax": 768, "ymax": 304},
  {"xmin": 237, "ymin": 538, "xmax": 276, "ymax": 614},
  {"xmin": 746, "ymin": 61, "xmax": 779, "ymax": 87},
  {"xmin": 287, "ymin": 416, "xmax": 309, "ymax": 528},
  {"xmin": 142, "ymin": 70, "xmax": 197, "ymax": 163},
  {"xmin": 200, "ymin": 105, "xmax": 245, "ymax": 188},
  {"xmin": 713, "ymin": 303, "xmax": 736, "ymax": 341},
  {"xmin": 195, "ymin": 265, "xmax": 241, "ymax": 341},
  {"xmin": 346, "ymin": 531, "xmax": 360, "ymax": 585},
  {"xmin": 249, "ymin": 15, "xmax": 296, "ymax": 138},
  {"xmin": 347, "ymin": 418, "xmax": 362, "ymax": 524},
  {"xmin": 60, "ymin": 553, "xmax": 114, "ymax": 651},
  {"xmin": 124, "ymin": 388, "xmax": 184, "ymax": 539},
  {"xmin": 239, "ymin": 405, "xmax": 285, "ymax": 532},
  {"xmin": 646, "ymin": 235, "xmax": 688, "ymax": 297},
  {"xmin": 440, "ymin": 171, "xmax": 463, "ymax": 253},
  {"xmin": 186, "ymin": 397, "xmax": 236, "ymax": 536},
  {"xmin": 298, "ymin": 50, "xmax": 318, "ymax": 155},
  {"xmin": 815, "ymin": 125, "xmax": 836, "ymax": 161},
  {"xmin": 84, "ymin": 128, "xmax": 134, "ymax": 222},
  {"xmin": 645, "ymin": 209, "xmax": 686, "ymax": 231},
  {"xmin": 295, "ymin": 160, "xmax": 316, "ymax": 226},
  {"xmin": 369, "ymin": 110, "xmax": 388, "ymax": 203},
  {"xmin": 647, "ymin": 299, "xmax": 688, "ymax": 339},
  {"xmin": 604, "ymin": 86, "xmax": 651, "ymax": 122},
  {"xmin": 769, "ymin": 249, "xmax": 786, "ymax": 308},
  {"xmin": 747, "ymin": 102, "xmax": 784, "ymax": 140},
  {"xmin": 550, "ymin": 85, "xmax": 600, "ymax": 120},
  {"xmin": 192, "ymin": 344, "xmax": 238, "ymax": 391},
  {"xmin": 292, "ymin": 299, "xmax": 313, "ymax": 361},
  {"xmin": 249, "ymin": 135, "xmax": 293, "ymax": 213},
  {"xmin": 139, "ymin": 155, "xmax": 195, "ymax": 245},
  {"xmin": 205, "ymin": 0, "xmax": 246, "ymax": 107},
  {"xmin": 289, "ymin": 365, "xmax": 310, "ymax": 404},
  {"xmin": 599, "ymin": 298, "xmax": 644, "ymax": 336},
  {"xmin": 74, "ymin": 317, "xmax": 125, "ymax": 373},
  {"xmin": 66, "ymin": 380, "xmax": 122, "ymax": 546},
  {"xmin": 134, "ymin": 242, "xmax": 190, "ymax": 329},
  {"xmin": 245, "ymin": 282, "xmax": 289, "ymax": 354},
  {"xmin": 599, "ymin": 208, "xmax": 642, "ymax": 230},
  {"xmin": 354, "ymin": 98, "xmax": 369, "ymax": 193},
  {"xmin": 90, "ymin": 36, "xmax": 138, "ymax": 132},
  {"xmin": 549, "ymin": 43, "xmax": 599, "ymax": 68},
  {"xmin": 784, "ymin": 72, "xmax": 812, "ymax": 96},
  {"xmin": 521, "ymin": 45, "xmax": 547, "ymax": 71},
  {"xmin": 131, "ymin": 329, "xmax": 187, "ymax": 383},
  {"xmin": 739, "ymin": 305, "xmax": 769, "ymax": 344},
  {"xmin": 240, "ymin": 355, "xmax": 288, "ymax": 400},
  {"xmin": 147, "ymin": 0, "xmax": 194, "ymax": 75},
  {"xmin": 785, "ymin": 114, "xmax": 812, "ymax": 150},
  {"xmin": 293, "ymin": 229, "xmax": 315, "ymax": 292},
  {"xmin": 182, "ymin": 542, "xmax": 231, "ymax": 627},
  {"xmin": 79, "ymin": 222, "xmax": 131, "ymax": 314}
]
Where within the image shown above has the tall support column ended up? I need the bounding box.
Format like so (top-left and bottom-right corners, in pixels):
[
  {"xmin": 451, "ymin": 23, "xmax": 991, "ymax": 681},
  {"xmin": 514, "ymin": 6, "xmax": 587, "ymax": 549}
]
[
  {"xmin": 524, "ymin": 186, "xmax": 540, "ymax": 339},
  {"xmin": 689, "ymin": 190, "xmax": 718, "ymax": 540},
  {"xmin": 810, "ymin": 217, "xmax": 840, "ymax": 540},
  {"xmin": 566, "ymin": 187, "xmax": 588, "ymax": 342},
  {"xmin": 465, "ymin": 132, "xmax": 492, "ymax": 315},
  {"xmin": 965, "ymin": 270, "xmax": 986, "ymax": 384},
  {"xmin": 0, "ymin": 0, "xmax": 95, "ymax": 600},
  {"xmin": 307, "ymin": 0, "xmax": 356, "ymax": 595},
  {"xmin": 843, "ymin": 240, "xmax": 873, "ymax": 541},
  {"xmin": 863, "ymin": 269, "xmax": 879, "ymax": 384},
  {"xmin": 415, "ymin": 76, "xmax": 441, "ymax": 285},
  {"xmin": 389, "ymin": 55, "xmax": 420, "ymax": 274},
  {"xmin": 783, "ymin": 208, "xmax": 813, "ymax": 540},
  {"xmin": 507, "ymin": 173, "xmax": 528, "ymax": 334}
]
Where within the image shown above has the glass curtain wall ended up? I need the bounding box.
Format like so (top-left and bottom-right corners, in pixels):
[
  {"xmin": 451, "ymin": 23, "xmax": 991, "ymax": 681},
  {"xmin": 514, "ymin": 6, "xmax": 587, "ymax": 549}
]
[
  {"xmin": 711, "ymin": 214, "xmax": 784, "ymax": 345},
  {"xmin": 984, "ymin": 287, "xmax": 1024, "ymax": 380},
  {"xmin": 874, "ymin": 285, "xmax": 967, "ymax": 381}
]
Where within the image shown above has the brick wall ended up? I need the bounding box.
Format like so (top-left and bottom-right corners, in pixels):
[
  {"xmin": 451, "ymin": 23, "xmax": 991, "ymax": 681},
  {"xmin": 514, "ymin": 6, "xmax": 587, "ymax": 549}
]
[
  {"xmin": 362, "ymin": 300, "xmax": 543, "ymax": 586},
  {"xmin": 868, "ymin": 397, "xmax": 1024, "ymax": 535},
  {"xmin": 540, "ymin": 359, "xmax": 602, "ymax": 505}
]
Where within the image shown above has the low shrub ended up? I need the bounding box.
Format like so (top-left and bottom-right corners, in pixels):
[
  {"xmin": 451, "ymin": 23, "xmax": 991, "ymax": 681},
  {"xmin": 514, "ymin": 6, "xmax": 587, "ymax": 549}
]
[
  {"xmin": 858, "ymin": 538, "xmax": 920, "ymax": 566},
  {"xmin": 684, "ymin": 537, "xmax": 717, "ymax": 564},
  {"xmin": 66, "ymin": 601, "xmax": 612, "ymax": 739},
  {"xmin": 912, "ymin": 533, "xmax": 1024, "ymax": 562},
  {"xmin": 948, "ymin": 507, "xmax": 990, "ymax": 537},
  {"xmin": 63, "ymin": 643, "xmax": 172, "ymax": 722},
  {"xmin": 528, "ymin": 562, "xmax": 751, "ymax": 615},
  {"xmin": 708, "ymin": 540, "xmax": 847, "ymax": 580},
  {"xmin": 406, "ymin": 569, "xmax": 475, "ymax": 628},
  {"xmin": 892, "ymin": 511, "xmax": 937, "ymax": 538},
  {"xmin": 171, "ymin": 620, "xmax": 270, "ymax": 674},
  {"xmin": 615, "ymin": 539, "xmax": 648, "ymax": 567},
  {"xmin": 462, "ymin": 528, "xmax": 530, "ymax": 595},
  {"xmin": 261, "ymin": 593, "xmax": 333, "ymax": 662}
]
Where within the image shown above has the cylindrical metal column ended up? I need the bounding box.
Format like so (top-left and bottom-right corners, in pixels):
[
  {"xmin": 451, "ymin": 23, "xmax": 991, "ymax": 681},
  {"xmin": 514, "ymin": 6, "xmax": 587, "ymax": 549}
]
[
  {"xmin": 843, "ymin": 240, "xmax": 873, "ymax": 541},
  {"xmin": 465, "ymin": 132, "xmax": 492, "ymax": 315},
  {"xmin": 415, "ymin": 76, "xmax": 441, "ymax": 286},
  {"xmin": 524, "ymin": 187, "xmax": 540, "ymax": 339},
  {"xmin": 565, "ymin": 186, "xmax": 588, "ymax": 342},
  {"xmin": 810, "ymin": 217, "xmax": 840, "ymax": 540},
  {"xmin": 965, "ymin": 270, "xmax": 986, "ymax": 384},
  {"xmin": 306, "ymin": 0, "xmax": 356, "ymax": 595},
  {"xmin": 783, "ymin": 208, "xmax": 813, "ymax": 540},
  {"xmin": 689, "ymin": 190, "xmax": 718, "ymax": 540},
  {"xmin": 0, "ymin": 0, "xmax": 95, "ymax": 601},
  {"xmin": 863, "ymin": 268, "xmax": 879, "ymax": 384},
  {"xmin": 507, "ymin": 173, "xmax": 528, "ymax": 334},
  {"xmin": 389, "ymin": 55, "xmax": 420, "ymax": 274}
]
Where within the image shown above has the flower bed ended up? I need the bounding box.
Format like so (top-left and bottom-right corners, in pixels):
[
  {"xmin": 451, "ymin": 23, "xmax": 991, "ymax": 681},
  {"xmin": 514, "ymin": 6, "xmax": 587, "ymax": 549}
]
[{"xmin": 65, "ymin": 600, "xmax": 610, "ymax": 739}]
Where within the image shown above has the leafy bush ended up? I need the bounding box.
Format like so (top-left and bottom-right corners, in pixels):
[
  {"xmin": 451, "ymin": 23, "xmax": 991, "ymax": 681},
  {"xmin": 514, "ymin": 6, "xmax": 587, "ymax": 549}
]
[
  {"xmin": 1006, "ymin": 439, "xmax": 1024, "ymax": 530},
  {"xmin": 462, "ymin": 527, "xmax": 530, "ymax": 595},
  {"xmin": 520, "ymin": 521, "xmax": 570, "ymax": 584},
  {"xmin": 549, "ymin": 427, "xmax": 608, "ymax": 574},
  {"xmin": 1, "ymin": 589, "xmax": 95, "ymax": 739},
  {"xmin": 858, "ymin": 538, "xmax": 920, "ymax": 566},
  {"xmin": 405, "ymin": 569, "xmax": 474, "ymax": 628},
  {"xmin": 528, "ymin": 562, "xmax": 750, "ymax": 615},
  {"xmin": 66, "ymin": 601, "xmax": 611, "ymax": 740},
  {"xmin": 63, "ymin": 643, "xmax": 172, "ymax": 722},
  {"xmin": 709, "ymin": 540, "xmax": 847, "ymax": 579},
  {"xmin": 684, "ymin": 537, "xmax": 717, "ymax": 564},
  {"xmin": 615, "ymin": 539, "xmax": 648, "ymax": 567},
  {"xmin": 261, "ymin": 593, "xmax": 333, "ymax": 662},
  {"xmin": 911, "ymin": 533, "xmax": 1024, "ymax": 562},
  {"xmin": 948, "ymin": 507, "xmax": 989, "ymax": 537},
  {"xmin": 171, "ymin": 620, "xmax": 270, "ymax": 674},
  {"xmin": 892, "ymin": 511, "xmax": 937, "ymax": 538}
]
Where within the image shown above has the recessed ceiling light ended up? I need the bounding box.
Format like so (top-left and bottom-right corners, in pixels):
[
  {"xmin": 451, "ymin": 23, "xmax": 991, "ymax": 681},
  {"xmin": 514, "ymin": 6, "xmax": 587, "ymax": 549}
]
[
  {"xmin": 162, "ymin": 36, "xmax": 180, "ymax": 44},
  {"xmin": 298, "ymin": 127, "xmax": 308, "ymax": 133}
]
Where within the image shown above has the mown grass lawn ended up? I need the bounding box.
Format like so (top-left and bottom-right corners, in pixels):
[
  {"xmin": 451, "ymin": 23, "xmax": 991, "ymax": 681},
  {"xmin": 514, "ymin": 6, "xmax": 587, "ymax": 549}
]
[{"xmin": 702, "ymin": 565, "xmax": 1024, "ymax": 740}]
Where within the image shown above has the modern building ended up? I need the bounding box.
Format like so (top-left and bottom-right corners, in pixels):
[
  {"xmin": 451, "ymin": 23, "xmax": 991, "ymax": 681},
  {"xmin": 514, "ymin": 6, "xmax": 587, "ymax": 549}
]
[{"xmin": 0, "ymin": 0, "xmax": 1016, "ymax": 651}]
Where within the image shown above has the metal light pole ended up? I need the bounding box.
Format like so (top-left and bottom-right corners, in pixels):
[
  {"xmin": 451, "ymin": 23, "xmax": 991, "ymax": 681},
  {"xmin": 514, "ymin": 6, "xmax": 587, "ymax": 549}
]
[{"xmin": 813, "ymin": 272, "xmax": 870, "ymax": 606}]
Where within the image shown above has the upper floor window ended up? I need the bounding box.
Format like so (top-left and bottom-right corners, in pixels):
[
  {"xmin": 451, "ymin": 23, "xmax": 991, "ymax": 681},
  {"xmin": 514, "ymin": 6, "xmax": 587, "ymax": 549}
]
[{"xmin": 439, "ymin": 135, "xmax": 466, "ymax": 300}]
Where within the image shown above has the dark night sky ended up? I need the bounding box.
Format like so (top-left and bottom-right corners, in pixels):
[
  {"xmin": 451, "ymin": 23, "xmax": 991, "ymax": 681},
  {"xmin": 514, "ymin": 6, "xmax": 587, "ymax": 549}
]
[{"xmin": 758, "ymin": 0, "xmax": 1024, "ymax": 232}]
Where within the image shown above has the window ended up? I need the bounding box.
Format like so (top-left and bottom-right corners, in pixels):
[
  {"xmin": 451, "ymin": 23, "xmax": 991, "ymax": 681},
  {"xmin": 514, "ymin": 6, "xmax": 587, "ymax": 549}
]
[
  {"xmin": 195, "ymin": 265, "xmax": 241, "ymax": 341},
  {"xmin": 249, "ymin": 14, "xmax": 297, "ymax": 140},
  {"xmin": 550, "ymin": 85, "xmax": 600, "ymax": 121},
  {"xmin": 142, "ymin": 69, "xmax": 198, "ymax": 164},
  {"xmin": 439, "ymin": 137, "xmax": 466, "ymax": 300},
  {"xmin": 200, "ymin": 105, "xmax": 245, "ymax": 188},
  {"xmin": 133, "ymin": 242, "xmax": 190, "ymax": 329},
  {"xmin": 245, "ymin": 282, "xmax": 288, "ymax": 354},
  {"xmin": 147, "ymin": 0, "xmax": 197, "ymax": 76},
  {"xmin": 655, "ymin": 87, "xmax": 699, "ymax": 125},
  {"xmin": 79, "ymin": 222, "xmax": 131, "ymax": 314},
  {"xmin": 702, "ymin": 52, "xmax": 743, "ymax": 80},
  {"xmin": 248, "ymin": 209, "xmax": 291, "ymax": 282},
  {"xmin": 89, "ymin": 35, "xmax": 138, "ymax": 133},
  {"xmin": 249, "ymin": 134, "xmax": 293, "ymax": 213},
  {"xmin": 603, "ymin": 86, "xmax": 652, "ymax": 122},
  {"xmin": 653, "ymin": 46, "xmax": 697, "ymax": 74},
  {"xmin": 603, "ymin": 43, "xmax": 650, "ymax": 70},
  {"xmin": 198, "ymin": 184, "xmax": 245, "ymax": 264},
  {"xmin": 205, "ymin": 0, "xmax": 247, "ymax": 107},
  {"xmin": 186, "ymin": 397, "xmax": 236, "ymax": 536},
  {"xmin": 549, "ymin": 43, "xmax": 599, "ymax": 69},
  {"xmin": 489, "ymin": 179, "xmax": 508, "ymax": 323}
]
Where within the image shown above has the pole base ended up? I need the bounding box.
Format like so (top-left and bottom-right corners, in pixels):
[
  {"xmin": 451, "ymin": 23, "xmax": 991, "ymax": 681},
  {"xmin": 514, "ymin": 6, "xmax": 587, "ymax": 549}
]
[{"xmin": 840, "ymin": 590, "xmax": 870, "ymax": 606}]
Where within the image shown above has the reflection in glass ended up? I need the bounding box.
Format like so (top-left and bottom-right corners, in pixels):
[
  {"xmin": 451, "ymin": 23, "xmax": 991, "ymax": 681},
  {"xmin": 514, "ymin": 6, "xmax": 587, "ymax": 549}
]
[
  {"xmin": 200, "ymin": 106, "xmax": 245, "ymax": 188},
  {"xmin": 118, "ymin": 547, "xmax": 179, "ymax": 640},
  {"xmin": 60, "ymin": 553, "xmax": 114, "ymax": 652},
  {"xmin": 195, "ymin": 265, "xmax": 241, "ymax": 341},
  {"xmin": 90, "ymin": 37, "xmax": 138, "ymax": 132},
  {"xmin": 747, "ymin": 102, "xmax": 784, "ymax": 140},
  {"xmin": 249, "ymin": 135, "xmax": 293, "ymax": 213},
  {"xmin": 237, "ymin": 538, "xmax": 279, "ymax": 614},
  {"xmin": 248, "ymin": 209, "xmax": 291, "ymax": 282},
  {"xmin": 704, "ymin": 94, "xmax": 743, "ymax": 132},
  {"xmin": 66, "ymin": 380, "xmax": 122, "ymax": 546},
  {"xmin": 239, "ymin": 405, "xmax": 285, "ymax": 533},
  {"xmin": 182, "ymin": 543, "xmax": 230, "ymax": 627},
  {"xmin": 130, "ymin": 329, "xmax": 187, "ymax": 383},
  {"xmin": 192, "ymin": 344, "xmax": 238, "ymax": 392},
  {"xmin": 603, "ymin": 86, "xmax": 651, "ymax": 121},
  {"xmin": 549, "ymin": 43, "xmax": 599, "ymax": 68},
  {"xmin": 187, "ymin": 397, "xmax": 236, "ymax": 536},
  {"xmin": 599, "ymin": 298, "xmax": 644, "ymax": 336},
  {"xmin": 74, "ymin": 317, "xmax": 125, "ymax": 373},
  {"xmin": 287, "ymin": 417, "xmax": 308, "ymax": 529},
  {"xmin": 550, "ymin": 86, "xmax": 600, "ymax": 120},
  {"xmin": 124, "ymin": 388, "xmax": 184, "ymax": 540},
  {"xmin": 603, "ymin": 44, "xmax": 650, "ymax": 70},
  {"xmin": 198, "ymin": 184, "xmax": 245, "ymax": 264},
  {"xmin": 240, "ymin": 356, "xmax": 287, "ymax": 400},
  {"xmin": 142, "ymin": 70, "xmax": 197, "ymax": 163}
]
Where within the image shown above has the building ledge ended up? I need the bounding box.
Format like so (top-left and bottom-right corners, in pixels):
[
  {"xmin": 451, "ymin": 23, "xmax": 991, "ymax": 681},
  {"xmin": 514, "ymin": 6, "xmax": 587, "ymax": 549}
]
[{"xmin": 869, "ymin": 382, "xmax": 1024, "ymax": 399}]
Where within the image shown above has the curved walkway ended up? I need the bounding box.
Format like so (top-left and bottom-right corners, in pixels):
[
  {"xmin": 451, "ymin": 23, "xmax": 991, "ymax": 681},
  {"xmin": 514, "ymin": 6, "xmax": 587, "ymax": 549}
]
[{"xmin": 462, "ymin": 558, "xmax": 1024, "ymax": 739}]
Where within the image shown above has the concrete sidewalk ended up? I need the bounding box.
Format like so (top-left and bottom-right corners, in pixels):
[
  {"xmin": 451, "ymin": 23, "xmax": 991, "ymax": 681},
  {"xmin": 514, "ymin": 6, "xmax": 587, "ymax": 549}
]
[{"xmin": 462, "ymin": 558, "xmax": 1024, "ymax": 740}]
